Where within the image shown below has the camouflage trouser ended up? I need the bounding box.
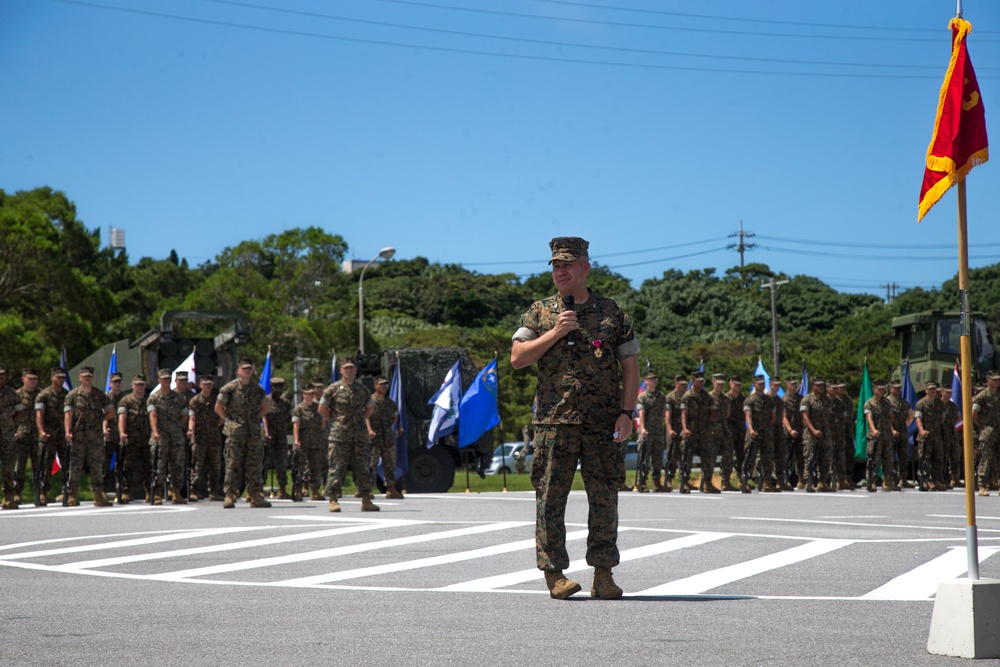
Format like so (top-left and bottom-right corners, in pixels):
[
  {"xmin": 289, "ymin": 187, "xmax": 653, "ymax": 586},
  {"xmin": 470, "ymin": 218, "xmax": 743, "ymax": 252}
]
[
  {"xmin": 299, "ymin": 444, "xmax": 326, "ymax": 493},
  {"xmin": 68, "ymin": 430, "xmax": 105, "ymax": 495},
  {"xmin": 945, "ymin": 431, "xmax": 962, "ymax": 484},
  {"xmin": 13, "ymin": 432, "xmax": 40, "ymax": 495},
  {"xmin": 725, "ymin": 425, "xmax": 745, "ymax": 481},
  {"xmin": 829, "ymin": 431, "xmax": 849, "ymax": 479},
  {"xmin": 976, "ymin": 428, "xmax": 999, "ymax": 488},
  {"xmin": 718, "ymin": 425, "xmax": 735, "ymax": 481},
  {"xmin": 103, "ymin": 438, "xmax": 119, "ymax": 490},
  {"xmin": 531, "ymin": 423, "xmax": 623, "ymax": 571},
  {"xmin": 891, "ymin": 432, "xmax": 911, "ymax": 485},
  {"xmin": 804, "ymin": 434, "xmax": 832, "ymax": 486},
  {"xmin": 122, "ymin": 439, "xmax": 152, "ymax": 497},
  {"xmin": 0, "ymin": 428, "xmax": 16, "ymax": 494},
  {"xmin": 262, "ymin": 437, "xmax": 288, "ymax": 488},
  {"xmin": 918, "ymin": 435, "xmax": 945, "ymax": 485},
  {"xmin": 326, "ymin": 436, "xmax": 372, "ymax": 497},
  {"xmin": 787, "ymin": 435, "xmax": 804, "ymax": 485},
  {"xmin": 773, "ymin": 428, "xmax": 787, "ymax": 484},
  {"xmin": 155, "ymin": 429, "xmax": 187, "ymax": 496},
  {"xmin": 742, "ymin": 433, "xmax": 762, "ymax": 482},
  {"xmin": 40, "ymin": 432, "xmax": 66, "ymax": 493},
  {"xmin": 370, "ymin": 434, "xmax": 397, "ymax": 488},
  {"xmin": 680, "ymin": 430, "xmax": 712, "ymax": 483},
  {"xmin": 192, "ymin": 435, "xmax": 222, "ymax": 497},
  {"xmin": 665, "ymin": 432, "xmax": 682, "ymax": 482},
  {"xmin": 223, "ymin": 430, "xmax": 264, "ymax": 497},
  {"xmin": 866, "ymin": 433, "xmax": 893, "ymax": 485},
  {"xmin": 757, "ymin": 429, "xmax": 775, "ymax": 481}
]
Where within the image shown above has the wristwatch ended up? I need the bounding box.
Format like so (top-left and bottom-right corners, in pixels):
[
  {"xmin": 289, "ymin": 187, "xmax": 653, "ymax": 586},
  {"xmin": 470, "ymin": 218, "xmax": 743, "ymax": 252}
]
[{"xmin": 621, "ymin": 409, "xmax": 638, "ymax": 420}]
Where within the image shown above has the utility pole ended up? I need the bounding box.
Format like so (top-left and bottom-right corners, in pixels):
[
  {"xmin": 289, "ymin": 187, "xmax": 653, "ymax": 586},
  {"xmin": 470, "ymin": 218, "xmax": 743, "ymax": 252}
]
[
  {"xmin": 727, "ymin": 220, "xmax": 757, "ymax": 267},
  {"xmin": 880, "ymin": 282, "xmax": 900, "ymax": 303},
  {"xmin": 761, "ymin": 277, "xmax": 789, "ymax": 378}
]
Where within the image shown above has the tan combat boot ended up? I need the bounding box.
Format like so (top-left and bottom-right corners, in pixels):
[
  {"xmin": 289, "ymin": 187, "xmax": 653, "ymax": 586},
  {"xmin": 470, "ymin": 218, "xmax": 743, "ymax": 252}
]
[
  {"xmin": 119, "ymin": 492, "xmax": 131, "ymax": 504},
  {"xmin": 277, "ymin": 486, "xmax": 290, "ymax": 500},
  {"xmin": 544, "ymin": 570, "xmax": 581, "ymax": 600},
  {"xmin": 762, "ymin": 480, "xmax": 775, "ymax": 493},
  {"xmin": 93, "ymin": 491, "xmax": 111, "ymax": 507},
  {"xmin": 353, "ymin": 491, "xmax": 363, "ymax": 498},
  {"xmin": 13, "ymin": 493, "xmax": 21, "ymax": 504},
  {"xmin": 67, "ymin": 493, "xmax": 79, "ymax": 507},
  {"xmin": 223, "ymin": 494, "xmax": 237, "ymax": 509},
  {"xmin": 702, "ymin": 480, "xmax": 721, "ymax": 494},
  {"xmin": 310, "ymin": 489, "xmax": 326, "ymax": 501},
  {"xmin": 171, "ymin": 487, "xmax": 187, "ymax": 505},
  {"xmin": 328, "ymin": 497, "xmax": 341, "ymax": 512},
  {"xmin": 1, "ymin": 492, "xmax": 15, "ymax": 510},
  {"xmin": 250, "ymin": 493, "xmax": 271, "ymax": 508},
  {"xmin": 39, "ymin": 490, "xmax": 48, "ymax": 506},
  {"xmin": 652, "ymin": 477, "xmax": 664, "ymax": 493},
  {"xmin": 361, "ymin": 495, "xmax": 380, "ymax": 512},
  {"xmin": 386, "ymin": 488, "xmax": 404, "ymax": 500},
  {"xmin": 591, "ymin": 567, "xmax": 623, "ymax": 599}
]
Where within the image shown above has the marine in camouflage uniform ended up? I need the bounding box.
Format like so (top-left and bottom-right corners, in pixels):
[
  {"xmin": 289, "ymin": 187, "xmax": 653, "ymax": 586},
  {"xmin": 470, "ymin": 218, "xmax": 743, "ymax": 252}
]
[
  {"xmin": 34, "ymin": 368, "xmax": 68, "ymax": 504},
  {"xmin": 12, "ymin": 368, "xmax": 40, "ymax": 505},
  {"xmin": 215, "ymin": 358, "xmax": 271, "ymax": 508},
  {"xmin": 782, "ymin": 378, "xmax": 805, "ymax": 489},
  {"xmin": 864, "ymin": 380, "xmax": 897, "ymax": 492},
  {"xmin": 707, "ymin": 373, "xmax": 732, "ymax": 491},
  {"xmin": 320, "ymin": 359, "xmax": 378, "ymax": 512},
  {"xmin": 837, "ymin": 382, "xmax": 856, "ymax": 490},
  {"xmin": 742, "ymin": 376, "xmax": 771, "ymax": 492},
  {"xmin": 887, "ymin": 381, "xmax": 914, "ymax": 488},
  {"xmin": 117, "ymin": 374, "xmax": 152, "ymax": 503},
  {"xmin": 63, "ymin": 366, "xmax": 114, "ymax": 506},
  {"xmin": 663, "ymin": 374, "xmax": 688, "ymax": 492},
  {"xmin": 188, "ymin": 377, "xmax": 223, "ymax": 501},
  {"xmin": 102, "ymin": 372, "xmax": 125, "ymax": 495},
  {"xmin": 512, "ymin": 237, "xmax": 639, "ymax": 600},
  {"xmin": 0, "ymin": 366, "xmax": 20, "ymax": 509},
  {"xmin": 800, "ymin": 378, "xmax": 833, "ymax": 492},
  {"xmin": 723, "ymin": 376, "xmax": 745, "ymax": 488},
  {"xmin": 148, "ymin": 368, "xmax": 190, "ymax": 505},
  {"xmin": 263, "ymin": 377, "xmax": 292, "ymax": 499},
  {"xmin": 941, "ymin": 386, "xmax": 962, "ymax": 488},
  {"xmin": 367, "ymin": 375, "xmax": 402, "ymax": 499},
  {"xmin": 972, "ymin": 371, "xmax": 1000, "ymax": 496},
  {"xmin": 636, "ymin": 373, "xmax": 667, "ymax": 492},
  {"xmin": 914, "ymin": 382, "xmax": 948, "ymax": 491},
  {"xmin": 767, "ymin": 378, "xmax": 789, "ymax": 490},
  {"xmin": 825, "ymin": 382, "xmax": 847, "ymax": 492},
  {"xmin": 292, "ymin": 385, "xmax": 327, "ymax": 500},
  {"xmin": 681, "ymin": 372, "xmax": 717, "ymax": 493}
]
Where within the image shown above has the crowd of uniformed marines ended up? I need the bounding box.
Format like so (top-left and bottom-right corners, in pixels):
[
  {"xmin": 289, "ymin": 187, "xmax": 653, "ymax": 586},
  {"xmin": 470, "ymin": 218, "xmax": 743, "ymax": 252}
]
[{"xmin": 0, "ymin": 356, "xmax": 401, "ymax": 512}]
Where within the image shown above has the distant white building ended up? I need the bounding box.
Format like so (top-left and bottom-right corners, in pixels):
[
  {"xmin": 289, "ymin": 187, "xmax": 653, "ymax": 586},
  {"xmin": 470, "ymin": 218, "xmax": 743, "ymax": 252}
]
[{"xmin": 343, "ymin": 259, "xmax": 382, "ymax": 273}]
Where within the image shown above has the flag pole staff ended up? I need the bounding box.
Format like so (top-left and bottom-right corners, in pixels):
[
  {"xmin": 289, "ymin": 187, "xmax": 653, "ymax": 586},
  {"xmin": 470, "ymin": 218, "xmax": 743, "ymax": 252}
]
[{"xmin": 956, "ymin": 180, "xmax": 979, "ymax": 580}]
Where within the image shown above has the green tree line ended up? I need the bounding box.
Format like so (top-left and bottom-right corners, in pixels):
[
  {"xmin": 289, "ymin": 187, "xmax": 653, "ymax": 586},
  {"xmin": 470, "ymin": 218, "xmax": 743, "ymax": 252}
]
[{"xmin": 2, "ymin": 186, "xmax": 995, "ymax": 440}]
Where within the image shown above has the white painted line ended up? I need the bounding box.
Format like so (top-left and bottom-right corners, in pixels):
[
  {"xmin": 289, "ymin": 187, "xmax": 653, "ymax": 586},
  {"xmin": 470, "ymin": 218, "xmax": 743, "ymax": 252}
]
[
  {"xmin": 279, "ymin": 523, "xmax": 564, "ymax": 587},
  {"xmin": 635, "ymin": 539, "xmax": 853, "ymax": 596},
  {"xmin": 0, "ymin": 529, "xmax": 216, "ymax": 552},
  {"xmin": 732, "ymin": 516, "xmax": 1000, "ymax": 533},
  {"xmin": 1, "ymin": 526, "xmax": 270, "ymax": 560},
  {"xmin": 860, "ymin": 546, "xmax": 1000, "ymax": 600},
  {"xmin": 0, "ymin": 504, "xmax": 194, "ymax": 519},
  {"xmin": 158, "ymin": 521, "xmax": 531, "ymax": 582},
  {"xmin": 54, "ymin": 521, "xmax": 421, "ymax": 571},
  {"xmin": 439, "ymin": 531, "xmax": 731, "ymax": 592}
]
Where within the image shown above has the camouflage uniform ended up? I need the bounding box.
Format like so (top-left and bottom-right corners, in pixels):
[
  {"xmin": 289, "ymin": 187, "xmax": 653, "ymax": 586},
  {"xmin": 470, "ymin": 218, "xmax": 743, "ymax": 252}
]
[
  {"xmin": 942, "ymin": 398, "xmax": 962, "ymax": 486},
  {"xmin": 664, "ymin": 387, "xmax": 686, "ymax": 487},
  {"xmin": 63, "ymin": 386, "xmax": 112, "ymax": 496},
  {"xmin": 0, "ymin": 383, "xmax": 18, "ymax": 499},
  {"xmin": 103, "ymin": 389, "xmax": 125, "ymax": 492},
  {"xmin": 637, "ymin": 387, "xmax": 666, "ymax": 487},
  {"xmin": 13, "ymin": 385, "xmax": 40, "ymax": 499},
  {"xmin": 189, "ymin": 393, "xmax": 223, "ymax": 499},
  {"xmin": 887, "ymin": 392, "xmax": 913, "ymax": 487},
  {"xmin": 914, "ymin": 395, "xmax": 946, "ymax": 489},
  {"xmin": 770, "ymin": 390, "xmax": 787, "ymax": 487},
  {"xmin": 864, "ymin": 394, "xmax": 894, "ymax": 490},
  {"xmin": 742, "ymin": 391, "xmax": 770, "ymax": 488},
  {"xmin": 292, "ymin": 400, "xmax": 326, "ymax": 495},
  {"xmin": 839, "ymin": 392, "xmax": 856, "ymax": 485},
  {"xmin": 217, "ymin": 379, "xmax": 268, "ymax": 498},
  {"xmin": 783, "ymin": 391, "xmax": 804, "ymax": 487},
  {"xmin": 800, "ymin": 392, "xmax": 833, "ymax": 490},
  {"xmin": 35, "ymin": 385, "xmax": 67, "ymax": 495},
  {"xmin": 680, "ymin": 387, "xmax": 714, "ymax": 490},
  {"xmin": 515, "ymin": 290, "xmax": 638, "ymax": 572},
  {"xmin": 827, "ymin": 391, "xmax": 849, "ymax": 487},
  {"xmin": 117, "ymin": 391, "xmax": 152, "ymax": 499},
  {"xmin": 147, "ymin": 388, "xmax": 189, "ymax": 499},
  {"xmin": 321, "ymin": 380, "xmax": 373, "ymax": 498},
  {"xmin": 263, "ymin": 392, "xmax": 292, "ymax": 491},
  {"xmin": 706, "ymin": 388, "xmax": 729, "ymax": 486},
  {"xmin": 725, "ymin": 388, "xmax": 745, "ymax": 484},
  {"xmin": 972, "ymin": 387, "xmax": 1000, "ymax": 490},
  {"xmin": 368, "ymin": 394, "xmax": 400, "ymax": 489}
]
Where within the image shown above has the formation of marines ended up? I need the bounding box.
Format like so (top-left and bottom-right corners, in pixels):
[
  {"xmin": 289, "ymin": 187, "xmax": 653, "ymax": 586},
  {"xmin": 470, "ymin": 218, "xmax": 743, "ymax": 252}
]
[{"xmin": 0, "ymin": 357, "xmax": 402, "ymax": 510}]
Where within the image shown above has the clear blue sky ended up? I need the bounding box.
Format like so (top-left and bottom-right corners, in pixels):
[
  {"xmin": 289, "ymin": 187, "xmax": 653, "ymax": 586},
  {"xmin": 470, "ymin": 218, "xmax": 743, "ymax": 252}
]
[{"xmin": 3, "ymin": 0, "xmax": 1000, "ymax": 298}]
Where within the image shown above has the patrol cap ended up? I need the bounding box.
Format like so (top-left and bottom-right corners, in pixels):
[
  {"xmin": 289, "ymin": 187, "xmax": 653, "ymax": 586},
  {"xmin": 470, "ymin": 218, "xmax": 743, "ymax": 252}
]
[
  {"xmin": 51, "ymin": 368, "xmax": 67, "ymax": 378},
  {"xmin": 109, "ymin": 371, "xmax": 123, "ymax": 382},
  {"xmin": 310, "ymin": 376, "xmax": 326, "ymax": 386},
  {"xmin": 812, "ymin": 377, "xmax": 826, "ymax": 386},
  {"xmin": 873, "ymin": 379, "xmax": 887, "ymax": 388},
  {"xmin": 753, "ymin": 375, "xmax": 766, "ymax": 384},
  {"xmin": 158, "ymin": 368, "xmax": 173, "ymax": 379},
  {"xmin": 301, "ymin": 385, "xmax": 315, "ymax": 394},
  {"xmin": 79, "ymin": 366, "xmax": 95, "ymax": 377},
  {"xmin": 644, "ymin": 371, "xmax": 658, "ymax": 381},
  {"xmin": 889, "ymin": 380, "xmax": 902, "ymax": 388},
  {"xmin": 711, "ymin": 373, "xmax": 726, "ymax": 382},
  {"xmin": 925, "ymin": 381, "xmax": 939, "ymax": 390},
  {"xmin": 199, "ymin": 376, "xmax": 214, "ymax": 386},
  {"xmin": 340, "ymin": 359, "xmax": 356, "ymax": 369},
  {"xmin": 673, "ymin": 374, "xmax": 688, "ymax": 383},
  {"xmin": 270, "ymin": 377, "xmax": 285, "ymax": 386},
  {"xmin": 834, "ymin": 380, "xmax": 846, "ymax": 388},
  {"xmin": 132, "ymin": 374, "xmax": 147, "ymax": 384},
  {"xmin": 22, "ymin": 367, "xmax": 38, "ymax": 378},
  {"xmin": 691, "ymin": 371, "xmax": 705, "ymax": 380},
  {"xmin": 237, "ymin": 358, "xmax": 254, "ymax": 369},
  {"xmin": 942, "ymin": 384, "xmax": 952, "ymax": 392},
  {"xmin": 174, "ymin": 371, "xmax": 189, "ymax": 380},
  {"xmin": 988, "ymin": 370, "xmax": 1000, "ymax": 380},
  {"xmin": 375, "ymin": 375, "xmax": 389, "ymax": 385},
  {"xmin": 548, "ymin": 237, "xmax": 589, "ymax": 264},
  {"xmin": 729, "ymin": 375, "xmax": 742, "ymax": 384},
  {"xmin": 0, "ymin": 365, "xmax": 6, "ymax": 375},
  {"xmin": 769, "ymin": 377, "xmax": 782, "ymax": 386},
  {"xmin": 785, "ymin": 376, "xmax": 800, "ymax": 383}
]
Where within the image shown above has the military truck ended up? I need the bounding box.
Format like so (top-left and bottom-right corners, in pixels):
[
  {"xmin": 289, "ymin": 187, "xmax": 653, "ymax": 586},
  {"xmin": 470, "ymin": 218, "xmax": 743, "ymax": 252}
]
[{"xmin": 892, "ymin": 310, "xmax": 998, "ymax": 390}]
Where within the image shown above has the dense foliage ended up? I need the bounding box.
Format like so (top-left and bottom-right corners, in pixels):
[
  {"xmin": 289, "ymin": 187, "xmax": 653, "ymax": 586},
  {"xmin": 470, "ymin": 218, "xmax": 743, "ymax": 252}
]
[{"xmin": 3, "ymin": 186, "xmax": 990, "ymax": 439}]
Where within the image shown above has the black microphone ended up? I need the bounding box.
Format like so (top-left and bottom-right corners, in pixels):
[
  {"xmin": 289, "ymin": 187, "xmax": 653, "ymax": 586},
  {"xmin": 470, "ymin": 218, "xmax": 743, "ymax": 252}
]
[{"xmin": 563, "ymin": 294, "xmax": 575, "ymax": 346}]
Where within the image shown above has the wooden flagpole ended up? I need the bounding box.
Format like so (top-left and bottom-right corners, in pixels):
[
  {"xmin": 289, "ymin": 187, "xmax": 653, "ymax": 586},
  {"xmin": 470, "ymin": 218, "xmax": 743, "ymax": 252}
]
[{"xmin": 956, "ymin": 179, "xmax": 979, "ymax": 579}]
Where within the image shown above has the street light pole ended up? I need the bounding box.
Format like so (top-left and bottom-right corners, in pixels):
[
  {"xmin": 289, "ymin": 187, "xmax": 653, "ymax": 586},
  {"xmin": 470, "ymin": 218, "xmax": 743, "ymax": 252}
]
[{"xmin": 358, "ymin": 246, "xmax": 396, "ymax": 355}]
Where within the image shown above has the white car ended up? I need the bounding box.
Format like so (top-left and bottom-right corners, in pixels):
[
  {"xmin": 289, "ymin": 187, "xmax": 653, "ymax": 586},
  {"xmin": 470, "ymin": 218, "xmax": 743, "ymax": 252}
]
[{"xmin": 486, "ymin": 442, "xmax": 533, "ymax": 475}]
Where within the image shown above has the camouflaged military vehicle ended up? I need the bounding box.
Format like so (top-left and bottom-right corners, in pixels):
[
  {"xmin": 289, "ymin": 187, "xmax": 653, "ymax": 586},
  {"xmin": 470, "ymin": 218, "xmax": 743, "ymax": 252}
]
[{"xmin": 892, "ymin": 310, "xmax": 998, "ymax": 390}]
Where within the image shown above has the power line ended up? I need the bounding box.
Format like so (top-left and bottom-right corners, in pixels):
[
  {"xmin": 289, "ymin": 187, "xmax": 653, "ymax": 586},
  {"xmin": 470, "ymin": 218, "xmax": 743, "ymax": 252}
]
[
  {"xmin": 756, "ymin": 233, "xmax": 1000, "ymax": 250},
  {"xmin": 760, "ymin": 244, "xmax": 998, "ymax": 261}
]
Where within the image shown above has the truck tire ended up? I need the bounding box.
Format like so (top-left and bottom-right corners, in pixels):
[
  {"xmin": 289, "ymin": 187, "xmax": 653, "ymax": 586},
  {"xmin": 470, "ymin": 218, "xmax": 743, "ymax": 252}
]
[{"xmin": 406, "ymin": 445, "xmax": 456, "ymax": 493}]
